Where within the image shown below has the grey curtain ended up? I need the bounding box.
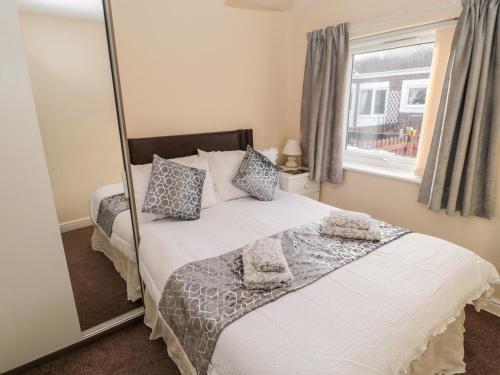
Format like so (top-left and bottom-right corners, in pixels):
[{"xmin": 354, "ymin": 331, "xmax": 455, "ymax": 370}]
[
  {"xmin": 300, "ymin": 24, "xmax": 349, "ymax": 183},
  {"xmin": 418, "ymin": 0, "xmax": 500, "ymax": 218}
]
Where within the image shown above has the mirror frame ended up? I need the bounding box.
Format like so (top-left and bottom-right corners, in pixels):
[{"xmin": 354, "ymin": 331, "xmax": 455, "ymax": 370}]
[
  {"xmin": 80, "ymin": 0, "xmax": 145, "ymax": 339},
  {"xmin": 102, "ymin": 0, "xmax": 142, "ymax": 294}
]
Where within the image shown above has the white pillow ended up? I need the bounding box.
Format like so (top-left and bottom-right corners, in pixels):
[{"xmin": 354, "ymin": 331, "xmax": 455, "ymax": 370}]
[
  {"xmin": 175, "ymin": 156, "xmax": 218, "ymax": 209},
  {"xmin": 131, "ymin": 155, "xmax": 217, "ymax": 223},
  {"xmin": 198, "ymin": 149, "xmax": 249, "ymax": 201},
  {"xmin": 198, "ymin": 147, "xmax": 278, "ymax": 202},
  {"xmin": 259, "ymin": 148, "xmax": 279, "ymax": 164}
]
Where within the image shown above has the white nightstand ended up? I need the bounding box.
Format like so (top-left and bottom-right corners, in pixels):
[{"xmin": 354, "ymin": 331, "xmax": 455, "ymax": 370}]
[{"xmin": 279, "ymin": 168, "xmax": 320, "ymax": 201}]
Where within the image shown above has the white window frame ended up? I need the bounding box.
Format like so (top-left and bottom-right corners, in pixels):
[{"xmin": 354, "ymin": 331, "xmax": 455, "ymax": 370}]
[
  {"xmin": 342, "ymin": 23, "xmax": 441, "ymax": 178},
  {"xmin": 348, "ymin": 83, "xmax": 357, "ymax": 127},
  {"xmin": 400, "ymin": 78, "xmax": 430, "ymax": 113},
  {"xmin": 358, "ymin": 82, "xmax": 389, "ymax": 117}
]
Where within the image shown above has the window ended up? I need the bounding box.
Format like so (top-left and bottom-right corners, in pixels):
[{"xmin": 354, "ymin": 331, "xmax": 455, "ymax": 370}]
[
  {"xmin": 344, "ymin": 25, "xmax": 439, "ymax": 176},
  {"xmin": 348, "ymin": 84, "xmax": 357, "ymax": 127},
  {"xmin": 358, "ymin": 82, "xmax": 389, "ymax": 116},
  {"xmin": 409, "ymin": 87, "xmax": 426, "ymax": 104},
  {"xmin": 359, "ymin": 90, "xmax": 373, "ymax": 115},
  {"xmin": 373, "ymin": 90, "xmax": 387, "ymax": 114},
  {"xmin": 400, "ymin": 79, "xmax": 429, "ymax": 113}
]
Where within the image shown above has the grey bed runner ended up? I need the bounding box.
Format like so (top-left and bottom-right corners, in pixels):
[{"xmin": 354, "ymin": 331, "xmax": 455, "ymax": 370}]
[
  {"xmin": 96, "ymin": 193, "xmax": 129, "ymax": 237},
  {"xmin": 159, "ymin": 220, "xmax": 409, "ymax": 374}
]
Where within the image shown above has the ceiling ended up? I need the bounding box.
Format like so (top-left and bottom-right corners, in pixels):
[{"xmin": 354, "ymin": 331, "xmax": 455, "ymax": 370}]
[
  {"xmin": 225, "ymin": 0, "xmax": 319, "ymax": 11},
  {"xmin": 16, "ymin": 0, "xmax": 103, "ymax": 20},
  {"xmin": 16, "ymin": 0, "xmax": 320, "ymax": 21}
]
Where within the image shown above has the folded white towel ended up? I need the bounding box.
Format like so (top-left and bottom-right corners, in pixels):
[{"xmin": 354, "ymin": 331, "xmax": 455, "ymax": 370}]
[
  {"xmin": 321, "ymin": 218, "xmax": 381, "ymax": 241},
  {"xmin": 328, "ymin": 209, "xmax": 372, "ymax": 230},
  {"xmin": 242, "ymin": 245, "xmax": 293, "ymax": 290},
  {"xmin": 247, "ymin": 238, "xmax": 287, "ymax": 273}
]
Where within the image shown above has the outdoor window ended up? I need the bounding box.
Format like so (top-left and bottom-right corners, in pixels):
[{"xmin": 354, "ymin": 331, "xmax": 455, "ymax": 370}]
[
  {"xmin": 344, "ymin": 26, "xmax": 438, "ymax": 176},
  {"xmin": 358, "ymin": 82, "xmax": 389, "ymax": 116},
  {"xmin": 400, "ymin": 79, "xmax": 429, "ymax": 113}
]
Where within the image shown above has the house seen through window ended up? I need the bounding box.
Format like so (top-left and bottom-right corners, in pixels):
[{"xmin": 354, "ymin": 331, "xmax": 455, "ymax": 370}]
[{"xmin": 346, "ymin": 42, "xmax": 435, "ymax": 162}]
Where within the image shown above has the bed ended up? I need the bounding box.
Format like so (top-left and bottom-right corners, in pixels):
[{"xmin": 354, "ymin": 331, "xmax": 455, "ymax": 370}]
[
  {"xmin": 87, "ymin": 129, "xmax": 255, "ymax": 303},
  {"xmin": 132, "ymin": 129, "xmax": 498, "ymax": 375}
]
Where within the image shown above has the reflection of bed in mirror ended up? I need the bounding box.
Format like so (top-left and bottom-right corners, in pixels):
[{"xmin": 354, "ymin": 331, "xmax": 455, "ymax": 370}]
[
  {"xmin": 127, "ymin": 129, "xmax": 498, "ymax": 375},
  {"xmin": 90, "ymin": 184, "xmax": 141, "ymax": 302}
]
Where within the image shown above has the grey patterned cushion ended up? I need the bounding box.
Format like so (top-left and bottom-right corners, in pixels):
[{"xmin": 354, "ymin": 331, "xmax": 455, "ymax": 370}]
[
  {"xmin": 142, "ymin": 155, "xmax": 206, "ymax": 220},
  {"xmin": 232, "ymin": 146, "xmax": 280, "ymax": 201}
]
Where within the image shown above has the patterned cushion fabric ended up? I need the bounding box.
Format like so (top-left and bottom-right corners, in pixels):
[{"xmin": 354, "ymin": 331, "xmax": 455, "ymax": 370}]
[
  {"xmin": 232, "ymin": 146, "xmax": 280, "ymax": 201},
  {"xmin": 131, "ymin": 155, "xmax": 199, "ymax": 223},
  {"xmin": 142, "ymin": 155, "xmax": 206, "ymax": 220}
]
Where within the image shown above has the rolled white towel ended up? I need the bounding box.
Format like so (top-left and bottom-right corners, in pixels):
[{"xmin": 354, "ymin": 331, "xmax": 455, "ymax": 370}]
[
  {"xmin": 328, "ymin": 209, "xmax": 372, "ymax": 230},
  {"xmin": 242, "ymin": 245, "xmax": 293, "ymax": 290},
  {"xmin": 321, "ymin": 218, "xmax": 381, "ymax": 241},
  {"xmin": 247, "ymin": 238, "xmax": 287, "ymax": 273}
]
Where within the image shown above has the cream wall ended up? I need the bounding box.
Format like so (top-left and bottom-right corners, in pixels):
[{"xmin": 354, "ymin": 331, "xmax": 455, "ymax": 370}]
[
  {"xmin": 0, "ymin": 1, "xmax": 81, "ymax": 371},
  {"xmin": 287, "ymin": 0, "xmax": 500, "ymax": 290},
  {"xmin": 19, "ymin": 12, "xmax": 123, "ymax": 224},
  {"xmin": 110, "ymin": 0, "xmax": 294, "ymax": 150},
  {"xmin": 416, "ymin": 26, "xmax": 455, "ymax": 174}
]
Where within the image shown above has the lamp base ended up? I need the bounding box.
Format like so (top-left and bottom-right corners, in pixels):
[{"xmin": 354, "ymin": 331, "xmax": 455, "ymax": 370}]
[{"xmin": 285, "ymin": 156, "xmax": 298, "ymax": 169}]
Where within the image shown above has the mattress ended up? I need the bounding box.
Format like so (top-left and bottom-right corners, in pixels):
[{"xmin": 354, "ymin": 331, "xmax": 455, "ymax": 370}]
[
  {"xmin": 90, "ymin": 183, "xmax": 136, "ymax": 262},
  {"xmin": 138, "ymin": 190, "xmax": 499, "ymax": 375}
]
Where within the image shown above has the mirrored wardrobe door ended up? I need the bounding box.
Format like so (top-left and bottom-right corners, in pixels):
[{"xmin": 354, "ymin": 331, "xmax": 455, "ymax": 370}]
[{"xmin": 17, "ymin": 0, "xmax": 143, "ymax": 333}]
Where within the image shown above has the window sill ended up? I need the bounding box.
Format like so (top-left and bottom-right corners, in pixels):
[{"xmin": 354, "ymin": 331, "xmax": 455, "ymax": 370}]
[{"xmin": 343, "ymin": 161, "xmax": 422, "ymax": 184}]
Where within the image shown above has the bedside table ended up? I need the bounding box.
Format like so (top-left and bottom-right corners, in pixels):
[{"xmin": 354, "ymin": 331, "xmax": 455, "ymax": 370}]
[{"xmin": 279, "ymin": 168, "xmax": 320, "ymax": 201}]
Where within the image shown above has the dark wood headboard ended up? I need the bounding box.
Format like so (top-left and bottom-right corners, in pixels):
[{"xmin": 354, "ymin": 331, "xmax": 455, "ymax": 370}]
[{"xmin": 128, "ymin": 129, "xmax": 253, "ymax": 165}]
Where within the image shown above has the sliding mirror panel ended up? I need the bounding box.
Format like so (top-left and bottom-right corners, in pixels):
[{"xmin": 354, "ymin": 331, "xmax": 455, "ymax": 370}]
[{"xmin": 17, "ymin": 0, "xmax": 143, "ymax": 333}]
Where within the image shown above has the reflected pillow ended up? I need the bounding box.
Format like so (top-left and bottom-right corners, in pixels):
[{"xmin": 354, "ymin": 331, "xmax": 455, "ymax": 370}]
[
  {"xmin": 232, "ymin": 146, "xmax": 280, "ymax": 201},
  {"xmin": 142, "ymin": 155, "xmax": 205, "ymax": 220}
]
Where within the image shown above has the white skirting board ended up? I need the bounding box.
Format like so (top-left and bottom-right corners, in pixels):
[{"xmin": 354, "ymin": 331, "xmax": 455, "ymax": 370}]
[
  {"xmin": 59, "ymin": 217, "xmax": 92, "ymax": 233},
  {"xmin": 484, "ymin": 297, "xmax": 500, "ymax": 317}
]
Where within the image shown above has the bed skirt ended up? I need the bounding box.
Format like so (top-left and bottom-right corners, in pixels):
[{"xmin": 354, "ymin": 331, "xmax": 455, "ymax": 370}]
[
  {"xmin": 91, "ymin": 227, "xmax": 142, "ymax": 302},
  {"xmin": 143, "ymin": 286, "xmax": 475, "ymax": 375}
]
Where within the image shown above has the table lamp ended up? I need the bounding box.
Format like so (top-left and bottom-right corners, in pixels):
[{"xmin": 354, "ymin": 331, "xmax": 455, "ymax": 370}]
[{"xmin": 282, "ymin": 139, "xmax": 302, "ymax": 169}]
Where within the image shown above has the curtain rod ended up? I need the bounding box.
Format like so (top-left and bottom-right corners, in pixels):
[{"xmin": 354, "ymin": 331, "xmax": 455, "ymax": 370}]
[{"xmin": 350, "ymin": 17, "xmax": 459, "ymax": 42}]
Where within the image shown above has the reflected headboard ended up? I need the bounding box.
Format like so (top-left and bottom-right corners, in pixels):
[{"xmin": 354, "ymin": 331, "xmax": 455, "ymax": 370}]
[{"xmin": 128, "ymin": 129, "xmax": 253, "ymax": 165}]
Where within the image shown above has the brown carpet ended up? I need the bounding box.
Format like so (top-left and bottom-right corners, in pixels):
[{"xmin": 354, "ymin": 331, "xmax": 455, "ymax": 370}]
[
  {"xmin": 19, "ymin": 322, "xmax": 178, "ymax": 375},
  {"xmin": 19, "ymin": 305, "xmax": 499, "ymax": 375},
  {"xmin": 62, "ymin": 227, "xmax": 141, "ymax": 331},
  {"xmin": 463, "ymin": 305, "xmax": 500, "ymax": 374}
]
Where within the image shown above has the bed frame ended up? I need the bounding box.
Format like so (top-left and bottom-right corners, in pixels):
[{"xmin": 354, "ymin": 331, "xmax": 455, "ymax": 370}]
[{"xmin": 128, "ymin": 129, "xmax": 253, "ymax": 165}]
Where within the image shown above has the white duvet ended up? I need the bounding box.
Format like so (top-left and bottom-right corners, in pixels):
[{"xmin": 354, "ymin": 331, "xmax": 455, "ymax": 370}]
[
  {"xmin": 138, "ymin": 191, "xmax": 499, "ymax": 375},
  {"xmin": 89, "ymin": 183, "xmax": 136, "ymax": 262}
]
